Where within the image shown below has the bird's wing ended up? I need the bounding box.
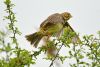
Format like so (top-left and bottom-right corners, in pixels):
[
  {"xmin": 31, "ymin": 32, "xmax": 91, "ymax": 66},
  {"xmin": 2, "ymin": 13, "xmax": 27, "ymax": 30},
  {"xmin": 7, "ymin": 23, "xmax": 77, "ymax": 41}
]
[
  {"xmin": 40, "ymin": 20, "xmax": 63, "ymax": 37},
  {"xmin": 39, "ymin": 13, "xmax": 64, "ymax": 36},
  {"xmin": 64, "ymin": 22, "xmax": 81, "ymax": 43},
  {"xmin": 40, "ymin": 13, "xmax": 64, "ymax": 28},
  {"xmin": 63, "ymin": 21, "xmax": 74, "ymax": 31}
]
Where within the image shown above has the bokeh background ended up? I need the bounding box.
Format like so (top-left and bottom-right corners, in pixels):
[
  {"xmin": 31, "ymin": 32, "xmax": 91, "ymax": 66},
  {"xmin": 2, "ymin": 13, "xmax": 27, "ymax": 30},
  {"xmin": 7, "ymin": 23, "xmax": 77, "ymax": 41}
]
[{"xmin": 0, "ymin": 0, "xmax": 100, "ymax": 67}]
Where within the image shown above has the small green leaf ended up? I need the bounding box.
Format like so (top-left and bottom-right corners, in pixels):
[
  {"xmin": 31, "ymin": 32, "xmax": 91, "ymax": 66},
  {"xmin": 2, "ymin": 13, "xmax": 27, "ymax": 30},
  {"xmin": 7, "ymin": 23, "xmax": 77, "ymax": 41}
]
[
  {"xmin": 4, "ymin": 0, "xmax": 11, "ymax": 5},
  {"xmin": 69, "ymin": 51, "xmax": 73, "ymax": 56},
  {"xmin": 15, "ymin": 27, "xmax": 22, "ymax": 35},
  {"xmin": 78, "ymin": 54, "xmax": 84, "ymax": 59},
  {"xmin": 79, "ymin": 61, "xmax": 85, "ymax": 64}
]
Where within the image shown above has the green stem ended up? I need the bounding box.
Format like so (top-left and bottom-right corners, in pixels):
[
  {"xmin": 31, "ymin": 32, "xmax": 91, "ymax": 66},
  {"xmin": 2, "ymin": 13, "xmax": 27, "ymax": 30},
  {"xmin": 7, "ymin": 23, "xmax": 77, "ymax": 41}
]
[{"xmin": 73, "ymin": 44, "xmax": 79, "ymax": 67}]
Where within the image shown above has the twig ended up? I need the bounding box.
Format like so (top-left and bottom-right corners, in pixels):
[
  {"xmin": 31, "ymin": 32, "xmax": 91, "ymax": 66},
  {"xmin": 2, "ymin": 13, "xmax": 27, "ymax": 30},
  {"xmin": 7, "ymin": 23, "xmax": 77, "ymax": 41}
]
[
  {"xmin": 49, "ymin": 44, "xmax": 63, "ymax": 67},
  {"xmin": 73, "ymin": 44, "xmax": 79, "ymax": 67}
]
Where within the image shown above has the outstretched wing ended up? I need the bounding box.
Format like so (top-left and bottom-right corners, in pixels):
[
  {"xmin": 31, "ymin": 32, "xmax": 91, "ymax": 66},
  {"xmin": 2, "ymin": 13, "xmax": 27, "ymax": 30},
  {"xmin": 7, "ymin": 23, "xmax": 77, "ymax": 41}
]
[{"xmin": 64, "ymin": 22, "xmax": 81, "ymax": 43}]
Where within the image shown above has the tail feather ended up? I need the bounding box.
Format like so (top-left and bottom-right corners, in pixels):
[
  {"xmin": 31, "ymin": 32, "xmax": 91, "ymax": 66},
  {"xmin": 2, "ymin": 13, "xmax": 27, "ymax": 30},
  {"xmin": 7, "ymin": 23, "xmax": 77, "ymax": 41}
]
[{"xmin": 25, "ymin": 32, "xmax": 44, "ymax": 47}]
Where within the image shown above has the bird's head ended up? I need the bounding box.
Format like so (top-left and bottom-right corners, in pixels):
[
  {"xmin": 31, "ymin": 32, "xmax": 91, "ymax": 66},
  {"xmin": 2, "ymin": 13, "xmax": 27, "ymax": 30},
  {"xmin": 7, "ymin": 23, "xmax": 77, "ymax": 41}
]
[{"xmin": 61, "ymin": 12, "xmax": 72, "ymax": 21}]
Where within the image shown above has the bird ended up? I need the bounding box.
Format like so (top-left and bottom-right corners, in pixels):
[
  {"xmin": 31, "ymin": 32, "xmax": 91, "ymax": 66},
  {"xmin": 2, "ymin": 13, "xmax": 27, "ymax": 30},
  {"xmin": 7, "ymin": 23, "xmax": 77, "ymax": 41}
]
[{"xmin": 25, "ymin": 12, "xmax": 80, "ymax": 48}]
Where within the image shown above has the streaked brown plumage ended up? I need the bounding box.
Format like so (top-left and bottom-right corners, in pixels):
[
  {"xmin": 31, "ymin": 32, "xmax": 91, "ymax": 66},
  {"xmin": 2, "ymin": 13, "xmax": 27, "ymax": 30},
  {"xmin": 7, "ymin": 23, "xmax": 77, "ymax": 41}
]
[{"xmin": 25, "ymin": 12, "xmax": 80, "ymax": 48}]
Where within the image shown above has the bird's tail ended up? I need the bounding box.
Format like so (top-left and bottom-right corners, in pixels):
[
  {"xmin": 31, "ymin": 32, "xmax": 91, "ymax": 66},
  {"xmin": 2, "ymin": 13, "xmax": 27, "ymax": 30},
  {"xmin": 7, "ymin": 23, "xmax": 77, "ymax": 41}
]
[{"xmin": 25, "ymin": 32, "xmax": 44, "ymax": 47}]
